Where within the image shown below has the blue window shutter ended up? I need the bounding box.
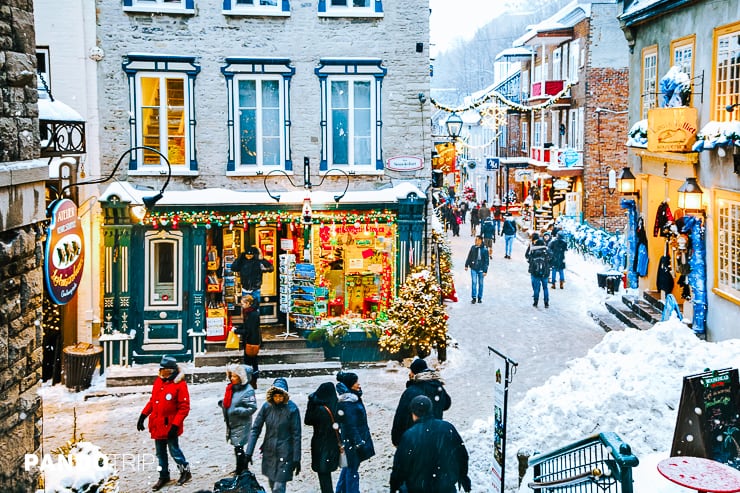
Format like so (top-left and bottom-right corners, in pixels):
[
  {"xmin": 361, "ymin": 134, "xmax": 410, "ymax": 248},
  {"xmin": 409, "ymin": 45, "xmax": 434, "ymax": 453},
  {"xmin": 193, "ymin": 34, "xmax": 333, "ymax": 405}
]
[
  {"xmin": 318, "ymin": 0, "xmax": 326, "ymax": 13},
  {"xmin": 374, "ymin": 0, "xmax": 383, "ymax": 12},
  {"xmin": 223, "ymin": 0, "xmax": 231, "ymax": 9},
  {"xmin": 123, "ymin": 0, "xmax": 133, "ymax": 5},
  {"xmin": 282, "ymin": 0, "xmax": 290, "ymax": 12},
  {"xmin": 186, "ymin": 0, "xmax": 195, "ymax": 9}
]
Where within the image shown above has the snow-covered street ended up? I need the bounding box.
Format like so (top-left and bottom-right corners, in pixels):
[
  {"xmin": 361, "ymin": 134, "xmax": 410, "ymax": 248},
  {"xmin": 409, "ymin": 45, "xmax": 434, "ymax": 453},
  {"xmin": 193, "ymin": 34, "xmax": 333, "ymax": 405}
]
[{"xmin": 39, "ymin": 229, "xmax": 728, "ymax": 492}]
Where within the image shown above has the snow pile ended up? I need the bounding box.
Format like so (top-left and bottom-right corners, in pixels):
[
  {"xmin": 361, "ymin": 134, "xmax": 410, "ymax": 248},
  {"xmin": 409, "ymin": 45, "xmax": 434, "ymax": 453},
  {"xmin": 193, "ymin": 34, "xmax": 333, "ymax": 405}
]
[
  {"xmin": 38, "ymin": 441, "xmax": 118, "ymax": 493},
  {"xmin": 457, "ymin": 318, "xmax": 740, "ymax": 492},
  {"xmin": 626, "ymin": 119, "xmax": 647, "ymax": 148},
  {"xmin": 692, "ymin": 120, "xmax": 740, "ymax": 152}
]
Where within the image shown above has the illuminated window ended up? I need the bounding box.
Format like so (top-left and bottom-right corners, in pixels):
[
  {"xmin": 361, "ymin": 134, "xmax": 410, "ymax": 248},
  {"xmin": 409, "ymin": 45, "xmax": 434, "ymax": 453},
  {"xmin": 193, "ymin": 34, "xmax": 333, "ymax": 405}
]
[
  {"xmin": 716, "ymin": 192, "xmax": 740, "ymax": 303},
  {"xmin": 123, "ymin": 54, "xmax": 200, "ymax": 173},
  {"xmin": 712, "ymin": 22, "xmax": 740, "ymax": 121},
  {"xmin": 641, "ymin": 46, "xmax": 658, "ymax": 119}
]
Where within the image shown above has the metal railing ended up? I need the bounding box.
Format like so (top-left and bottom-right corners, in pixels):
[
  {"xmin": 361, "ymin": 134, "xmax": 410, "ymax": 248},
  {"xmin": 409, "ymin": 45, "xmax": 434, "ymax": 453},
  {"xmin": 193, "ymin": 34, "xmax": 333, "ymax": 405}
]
[{"xmin": 528, "ymin": 432, "xmax": 639, "ymax": 493}]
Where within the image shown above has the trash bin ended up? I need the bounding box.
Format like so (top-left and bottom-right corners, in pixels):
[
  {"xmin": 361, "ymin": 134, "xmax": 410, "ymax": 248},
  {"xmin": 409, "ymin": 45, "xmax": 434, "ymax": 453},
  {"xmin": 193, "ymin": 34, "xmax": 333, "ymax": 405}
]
[
  {"xmin": 62, "ymin": 343, "xmax": 103, "ymax": 391},
  {"xmin": 597, "ymin": 271, "xmax": 623, "ymax": 295}
]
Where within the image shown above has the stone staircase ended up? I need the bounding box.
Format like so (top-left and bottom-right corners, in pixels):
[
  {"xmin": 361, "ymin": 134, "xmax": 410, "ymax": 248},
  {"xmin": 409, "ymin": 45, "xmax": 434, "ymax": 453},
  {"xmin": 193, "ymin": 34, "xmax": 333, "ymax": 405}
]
[
  {"xmin": 102, "ymin": 325, "xmax": 341, "ymax": 389},
  {"xmin": 588, "ymin": 290, "xmax": 667, "ymax": 332}
]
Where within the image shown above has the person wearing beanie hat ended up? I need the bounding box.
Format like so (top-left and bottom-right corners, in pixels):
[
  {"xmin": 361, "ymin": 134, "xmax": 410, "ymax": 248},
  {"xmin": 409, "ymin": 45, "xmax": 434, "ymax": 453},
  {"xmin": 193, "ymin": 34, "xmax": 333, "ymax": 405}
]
[
  {"xmin": 219, "ymin": 364, "xmax": 257, "ymax": 476},
  {"xmin": 335, "ymin": 373, "xmax": 374, "ymax": 493},
  {"xmin": 390, "ymin": 359, "xmax": 451, "ymax": 447},
  {"xmin": 137, "ymin": 356, "xmax": 192, "ymax": 490},
  {"xmin": 390, "ymin": 395, "xmax": 470, "ymax": 493},
  {"xmin": 245, "ymin": 377, "xmax": 301, "ymax": 492},
  {"xmin": 304, "ymin": 382, "xmax": 340, "ymax": 493}
]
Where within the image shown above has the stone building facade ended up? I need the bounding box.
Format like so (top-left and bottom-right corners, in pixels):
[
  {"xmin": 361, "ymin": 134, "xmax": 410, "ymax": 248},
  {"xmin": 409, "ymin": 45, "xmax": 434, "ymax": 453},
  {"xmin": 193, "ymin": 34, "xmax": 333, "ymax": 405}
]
[{"xmin": 0, "ymin": 1, "xmax": 45, "ymax": 490}]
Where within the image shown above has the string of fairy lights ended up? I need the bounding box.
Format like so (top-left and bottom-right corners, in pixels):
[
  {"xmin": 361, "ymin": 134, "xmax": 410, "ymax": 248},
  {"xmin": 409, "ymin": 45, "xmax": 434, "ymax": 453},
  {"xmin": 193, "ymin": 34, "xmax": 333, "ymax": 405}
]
[
  {"xmin": 143, "ymin": 209, "xmax": 397, "ymax": 229},
  {"xmin": 431, "ymin": 82, "xmax": 574, "ymax": 114}
]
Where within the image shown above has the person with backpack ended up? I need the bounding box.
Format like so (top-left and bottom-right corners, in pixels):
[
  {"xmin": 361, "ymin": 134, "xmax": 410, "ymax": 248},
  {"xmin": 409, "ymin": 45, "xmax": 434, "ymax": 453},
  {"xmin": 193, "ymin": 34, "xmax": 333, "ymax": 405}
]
[
  {"xmin": 480, "ymin": 217, "xmax": 495, "ymax": 258},
  {"xmin": 464, "ymin": 236, "xmax": 489, "ymax": 304},
  {"xmin": 527, "ymin": 238, "xmax": 551, "ymax": 308},
  {"xmin": 501, "ymin": 214, "xmax": 517, "ymax": 259}
]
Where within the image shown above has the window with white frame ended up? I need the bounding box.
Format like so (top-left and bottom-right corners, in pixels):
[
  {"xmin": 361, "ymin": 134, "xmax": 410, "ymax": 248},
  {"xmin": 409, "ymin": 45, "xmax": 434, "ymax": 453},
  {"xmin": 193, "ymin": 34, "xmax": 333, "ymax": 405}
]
[
  {"xmin": 672, "ymin": 36, "xmax": 694, "ymax": 77},
  {"xmin": 123, "ymin": 0, "xmax": 194, "ymax": 13},
  {"xmin": 222, "ymin": 58, "xmax": 294, "ymax": 173},
  {"xmin": 553, "ymin": 47, "xmax": 562, "ymax": 80},
  {"xmin": 36, "ymin": 47, "xmax": 51, "ymax": 92},
  {"xmin": 318, "ymin": 0, "xmax": 383, "ymax": 17},
  {"xmin": 641, "ymin": 46, "xmax": 658, "ymax": 120},
  {"xmin": 223, "ymin": 0, "xmax": 290, "ymax": 15},
  {"xmin": 568, "ymin": 109, "xmax": 583, "ymax": 150},
  {"xmin": 521, "ymin": 121, "xmax": 528, "ymax": 151},
  {"xmin": 522, "ymin": 70, "xmax": 530, "ymax": 100},
  {"xmin": 716, "ymin": 192, "xmax": 740, "ymax": 302},
  {"xmin": 315, "ymin": 59, "xmax": 385, "ymax": 172},
  {"xmin": 713, "ymin": 22, "xmax": 740, "ymax": 122},
  {"xmin": 568, "ymin": 39, "xmax": 580, "ymax": 83},
  {"xmin": 145, "ymin": 230, "xmax": 183, "ymax": 309},
  {"xmin": 551, "ymin": 112, "xmax": 560, "ymax": 146},
  {"xmin": 533, "ymin": 121, "xmax": 542, "ymax": 147},
  {"xmin": 123, "ymin": 54, "xmax": 200, "ymax": 173}
]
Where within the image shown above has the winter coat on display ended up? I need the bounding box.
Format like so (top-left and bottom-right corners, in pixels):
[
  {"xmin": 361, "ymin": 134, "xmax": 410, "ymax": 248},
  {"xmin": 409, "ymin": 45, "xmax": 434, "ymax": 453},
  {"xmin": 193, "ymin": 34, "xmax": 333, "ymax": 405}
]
[
  {"xmin": 656, "ymin": 255, "xmax": 675, "ymax": 295},
  {"xmin": 464, "ymin": 244, "xmax": 489, "ymax": 273},
  {"xmin": 653, "ymin": 201, "xmax": 674, "ymax": 237},
  {"xmin": 335, "ymin": 382, "xmax": 375, "ymax": 469},
  {"xmin": 304, "ymin": 382, "xmax": 340, "ymax": 474},
  {"xmin": 246, "ymin": 378, "xmax": 301, "ymax": 483},
  {"xmin": 547, "ymin": 234, "xmax": 568, "ymax": 270},
  {"xmin": 141, "ymin": 365, "xmax": 190, "ymax": 440},
  {"xmin": 633, "ymin": 216, "xmax": 649, "ymax": 275},
  {"xmin": 390, "ymin": 370, "xmax": 452, "ymax": 446},
  {"xmin": 390, "ymin": 416, "xmax": 470, "ymax": 493},
  {"xmin": 231, "ymin": 247, "xmax": 274, "ymax": 291},
  {"xmin": 221, "ymin": 365, "xmax": 258, "ymax": 447}
]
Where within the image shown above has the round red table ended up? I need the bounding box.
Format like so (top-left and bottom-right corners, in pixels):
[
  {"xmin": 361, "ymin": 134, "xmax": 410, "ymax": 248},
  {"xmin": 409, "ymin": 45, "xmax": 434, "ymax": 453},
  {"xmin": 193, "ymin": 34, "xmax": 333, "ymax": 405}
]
[{"xmin": 657, "ymin": 457, "xmax": 740, "ymax": 493}]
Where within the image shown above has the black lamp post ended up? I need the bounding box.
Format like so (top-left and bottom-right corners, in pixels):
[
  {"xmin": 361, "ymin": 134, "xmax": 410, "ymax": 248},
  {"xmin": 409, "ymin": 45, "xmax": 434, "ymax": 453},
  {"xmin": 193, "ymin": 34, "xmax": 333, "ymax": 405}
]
[{"xmin": 445, "ymin": 112, "xmax": 463, "ymax": 141}]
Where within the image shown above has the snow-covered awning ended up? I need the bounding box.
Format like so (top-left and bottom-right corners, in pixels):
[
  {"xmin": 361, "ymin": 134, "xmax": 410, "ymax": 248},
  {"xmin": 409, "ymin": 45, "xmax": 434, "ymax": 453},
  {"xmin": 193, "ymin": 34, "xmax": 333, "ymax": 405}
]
[
  {"xmin": 495, "ymin": 46, "xmax": 533, "ymax": 61},
  {"xmin": 38, "ymin": 89, "xmax": 84, "ymax": 122},
  {"xmin": 692, "ymin": 121, "xmax": 740, "ymax": 152},
  {"xmin": 99, "ymin": 181, "xmax": 426, "ymax": 208}
]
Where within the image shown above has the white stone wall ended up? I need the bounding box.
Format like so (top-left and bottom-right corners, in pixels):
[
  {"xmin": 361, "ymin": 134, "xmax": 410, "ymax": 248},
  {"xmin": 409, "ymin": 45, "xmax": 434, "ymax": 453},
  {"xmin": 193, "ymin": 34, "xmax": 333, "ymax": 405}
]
[{"xmin": 95, "ymin": 0, "xmax": 431, "ymax": 192}]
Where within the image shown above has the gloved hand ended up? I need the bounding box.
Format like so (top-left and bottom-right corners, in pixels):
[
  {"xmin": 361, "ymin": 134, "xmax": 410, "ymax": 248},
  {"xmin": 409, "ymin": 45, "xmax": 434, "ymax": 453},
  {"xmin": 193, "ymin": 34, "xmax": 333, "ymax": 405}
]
[
  {"xmin": 292, "ymin": 461, "xmax": 301, "ymax": 475},
  {"xmin": 218, "ymin": 399, "xmax": 223, "ymax": 408},
  {"xmin": 245, "ymin": 454, "xmax": 253, "ymax": 465},
  {"xmin": 136, "ymin": 414, "xmax": 146, "ymax": 432},
  {"xmin": 459, "ymin": 475, "xmax": 471, "ymax": 492},
  {"xmin": 167, "ymin": 425, "xmax": 179, "ymax": 440}
]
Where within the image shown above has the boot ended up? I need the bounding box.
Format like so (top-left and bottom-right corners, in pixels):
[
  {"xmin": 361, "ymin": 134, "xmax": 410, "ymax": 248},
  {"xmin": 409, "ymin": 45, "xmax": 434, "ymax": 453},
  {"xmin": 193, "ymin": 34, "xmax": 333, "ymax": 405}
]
[
  {"xmin": 560, "ymin": 280, "xmax": 565, "ymax": 289},
  {"xmin": 151, "ymin": 476, "xmax": 170, "ymax": 491},
  {"xmin": 176, "ymin": 464, "xmax": 192, "ymax": 486},
  {"xmin": 550, "ymin": 282, "xmax": 556, "ymax": 289},
  {"xmin": 235, "ymin": 447, "xmax": 247, "ymax": 475}
]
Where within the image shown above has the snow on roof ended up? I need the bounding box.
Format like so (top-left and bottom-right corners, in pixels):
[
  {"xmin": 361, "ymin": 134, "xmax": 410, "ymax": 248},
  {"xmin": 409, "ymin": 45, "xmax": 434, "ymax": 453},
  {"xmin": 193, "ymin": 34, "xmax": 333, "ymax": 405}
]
[
  {"xmin": 620, "ymin": 0, "xmax": 666, "ymax": 19},
  {"xmin": 513, "ymin": 1, "xmax": 591, "ymax": 46},
  {"xmin": 37, "ymin": 89, "xmax": 84, "ymax": 122},
  {"xmin": 494, "ymin": 46, "xmax": 534, "ymax": 61},
  {"xmin": 100, "ymin": 180, "xmax": 426, "ymax": 208}
]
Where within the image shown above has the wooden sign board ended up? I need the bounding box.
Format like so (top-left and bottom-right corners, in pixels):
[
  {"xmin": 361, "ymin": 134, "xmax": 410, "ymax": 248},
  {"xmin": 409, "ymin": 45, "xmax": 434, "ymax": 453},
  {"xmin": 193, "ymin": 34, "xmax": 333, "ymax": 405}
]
[
  {"xmin": 671, "ymin": 368, "xmax": 740, "ymax": 469},
  {"xmin": 647, "ymin": 107, "xmax": 698, "ymax": 153}
]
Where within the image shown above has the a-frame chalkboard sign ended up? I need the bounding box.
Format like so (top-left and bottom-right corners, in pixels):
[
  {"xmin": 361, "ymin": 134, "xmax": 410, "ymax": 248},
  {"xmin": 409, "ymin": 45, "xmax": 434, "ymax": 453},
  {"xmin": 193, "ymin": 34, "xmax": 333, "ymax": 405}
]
[{"xmin": 671, "ymin": 368, "xmax": 740, "ymax": 470}]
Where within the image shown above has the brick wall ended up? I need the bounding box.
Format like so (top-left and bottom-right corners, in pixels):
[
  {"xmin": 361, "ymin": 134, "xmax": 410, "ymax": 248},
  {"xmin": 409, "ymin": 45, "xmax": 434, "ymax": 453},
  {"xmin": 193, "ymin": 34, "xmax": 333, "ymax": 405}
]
[{"xmin": 0, "ymin": 1, "xmax": 45, "ymax": 490}]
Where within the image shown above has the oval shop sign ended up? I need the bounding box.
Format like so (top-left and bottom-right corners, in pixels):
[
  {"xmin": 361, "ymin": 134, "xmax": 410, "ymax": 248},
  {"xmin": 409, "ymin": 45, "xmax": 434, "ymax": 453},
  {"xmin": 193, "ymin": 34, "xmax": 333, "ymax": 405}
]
[
  {"xmin": 386, "ymin": 156, "xmax": 424, "ymax": 172},
  {"xmin": 45, "ymin": 199, "xmax": 85, "ymax": 305}
]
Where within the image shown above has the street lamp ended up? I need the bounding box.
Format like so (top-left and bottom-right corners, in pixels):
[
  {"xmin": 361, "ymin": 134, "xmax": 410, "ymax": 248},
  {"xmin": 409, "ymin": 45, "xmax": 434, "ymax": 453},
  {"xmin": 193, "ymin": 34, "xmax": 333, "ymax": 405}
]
[
  {"xmin": 445, "ymin": 112, "xmax": 463, "ymax": 141},
  {"xmin": 617, "ymin": 167, "xmax": 638, "ymax": 197}
]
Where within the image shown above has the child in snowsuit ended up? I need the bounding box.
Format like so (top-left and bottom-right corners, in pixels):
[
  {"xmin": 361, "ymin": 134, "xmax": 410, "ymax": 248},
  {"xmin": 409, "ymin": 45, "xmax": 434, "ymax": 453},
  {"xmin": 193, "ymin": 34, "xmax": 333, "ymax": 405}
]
[{"xmin": 219, "ymin": 364, "xmax": 258, "ymax": 476}]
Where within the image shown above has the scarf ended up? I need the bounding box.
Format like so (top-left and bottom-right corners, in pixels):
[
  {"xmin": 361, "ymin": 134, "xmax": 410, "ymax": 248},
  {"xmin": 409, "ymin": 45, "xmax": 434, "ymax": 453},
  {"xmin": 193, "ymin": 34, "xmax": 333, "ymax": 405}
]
[{"xmin": 223, "ymin": 382, "xmax": 234, "ymax": 409}]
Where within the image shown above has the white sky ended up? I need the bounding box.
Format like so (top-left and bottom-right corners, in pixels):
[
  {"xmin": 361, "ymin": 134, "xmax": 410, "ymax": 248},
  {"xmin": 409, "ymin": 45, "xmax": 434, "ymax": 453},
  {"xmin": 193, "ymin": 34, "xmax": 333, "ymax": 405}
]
[{"xmin": 429, "ymin": 0, "xmax": 504, "ymax": 57}]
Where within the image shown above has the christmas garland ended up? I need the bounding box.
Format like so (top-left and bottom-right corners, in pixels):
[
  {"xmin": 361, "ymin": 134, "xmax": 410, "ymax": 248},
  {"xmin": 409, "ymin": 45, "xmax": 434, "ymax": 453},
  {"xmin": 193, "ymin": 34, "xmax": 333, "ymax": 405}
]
[
  {"xmin": 432, "ymin": 230, "xmax": 455, "ymax": 298},
  {"xmin": 431, "ymin": 82, "xmax": 574, "ymax": 114}
]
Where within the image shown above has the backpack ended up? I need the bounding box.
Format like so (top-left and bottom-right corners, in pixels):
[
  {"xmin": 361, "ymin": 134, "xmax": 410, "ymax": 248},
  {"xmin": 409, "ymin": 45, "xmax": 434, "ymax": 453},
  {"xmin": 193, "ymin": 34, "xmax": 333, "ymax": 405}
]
[
  {"xmin": 213, "ymin": 470, "xmax": 266, "ymax": 493},
  {"xmin": 530, "ymin": 255, "xmax": 550, "ymax": 278}
]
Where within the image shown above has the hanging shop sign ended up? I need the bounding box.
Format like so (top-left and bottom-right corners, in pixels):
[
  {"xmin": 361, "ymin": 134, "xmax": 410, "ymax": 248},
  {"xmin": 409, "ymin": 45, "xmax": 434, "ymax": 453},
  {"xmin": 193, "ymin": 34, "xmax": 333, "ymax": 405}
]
[
  {"xmin": 44, "ymin": 199, "xmax": 85, "ymax": 305},
  {"xmin": 553, "ymin": 179, "xmax": 570, "ymax": 190},
  {"xmin": 647, "ymin": 107, "xmax": 698, "ymax": 153},
  {"xmin": 386, "ymin": 155, "xmax": 424, "ymax": 171},
  {"xmin": 558, "ymin": 148, "xmax": 581, "ymax": 168},
  {"xmin": 514, "ymin": 169, "xmax": 533, "ymax": 182}
]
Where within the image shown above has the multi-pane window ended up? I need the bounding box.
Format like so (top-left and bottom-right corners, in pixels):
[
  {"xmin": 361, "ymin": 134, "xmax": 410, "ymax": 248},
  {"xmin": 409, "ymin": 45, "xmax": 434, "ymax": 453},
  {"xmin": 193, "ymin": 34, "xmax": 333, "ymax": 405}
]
[
  {"xmin": 641, "ymin": 46, "xmax": 658, "ymax": 119},
  {"xmin": 123, "ymin": 0, "xmax": 194, "ymax": 11},
  {"xmin": 123, "ymin": 54, "xmax": 200, "ymax": 173},
  {"xmin": 318, "ymin": 0, "xmax": 383, "ymax": 16},
  {"xmin": 568, "ymin": 39, "xmax": 580, "ymax": 83},
  {"xmin": 145, "ymin": 231, "xmax": 182, "ymax": 309},
  {"xmin": 672, "ymin": 36, "xmax": 695, "ymax": 77},
  {"xmin": 553, "ymin": 47, "xmax": 562, "ymax": 80},
  {"xmin": 315, "ymin": 58, "xmax": 385, "ymax": 172},
  {"xmin": 36, "ymin": 47, "xmax": 51, "ymax": 92},
  {"xmin": 533, "ymin": 121, "xmax": 542, "ymax": 147},
  {"xmin": 713, "ymin": 22, "xmax": 740, "ymax": 121},
  {"xmin": 521, "ymin": 122, "xmax": 528, "ymax": 151},
  {"xmin": 716, "ymin": 193, "xmax": 740, "ymax": 302},
  {"xmin": 568, "ymin": 108, "xmax": 583, "ymax": 150},
  {"xmin": 222, "ymin": 58, "xmax": 294, "ymax": 173},
  {"xmin": 223, "ymin": 0, "xmax": 290, "ymax": 15}
]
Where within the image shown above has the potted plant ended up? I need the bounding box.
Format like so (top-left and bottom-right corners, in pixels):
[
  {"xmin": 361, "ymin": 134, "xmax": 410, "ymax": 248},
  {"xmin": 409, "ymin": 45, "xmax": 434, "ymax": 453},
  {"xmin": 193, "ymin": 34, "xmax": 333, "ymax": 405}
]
[{"xmin": 307, "ymin": 317, "xmax": 388, "ymax": 362}]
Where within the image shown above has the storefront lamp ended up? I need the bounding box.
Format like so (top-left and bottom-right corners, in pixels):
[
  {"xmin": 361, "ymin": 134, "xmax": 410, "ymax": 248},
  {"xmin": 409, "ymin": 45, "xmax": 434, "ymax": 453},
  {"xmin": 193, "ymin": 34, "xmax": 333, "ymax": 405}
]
[
  {"xmin": 301, "ymin": 195, "xmax": 313, "ymax": 225},
  {"xmin": 677, "ymin": 177, "xmax": 704, "ymax": 213},
  {"xmin": 445, "ymin": 112, "xmax": 463, "ymax": 140},
  {"xmin": 618, "ymin": 167, "xmax": 638, "ymax": 196}
]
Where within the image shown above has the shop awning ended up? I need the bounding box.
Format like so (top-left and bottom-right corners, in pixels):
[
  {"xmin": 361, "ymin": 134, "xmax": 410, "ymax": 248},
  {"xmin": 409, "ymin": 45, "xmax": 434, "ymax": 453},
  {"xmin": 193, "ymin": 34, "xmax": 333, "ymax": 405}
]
[
  {"xmin": 546, "ymin": 165, "xmax": 584, "ymax": 177},
  {"xmin": 100, "ymin": 181, "xmax": 426, "ymax": 208}
]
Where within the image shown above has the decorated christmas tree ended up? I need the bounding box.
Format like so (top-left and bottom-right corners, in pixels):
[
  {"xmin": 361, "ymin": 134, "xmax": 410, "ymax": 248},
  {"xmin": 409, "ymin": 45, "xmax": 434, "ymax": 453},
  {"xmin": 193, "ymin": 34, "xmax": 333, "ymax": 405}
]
[
  {"xmin": 463, "ymin": 185, "xmax": 476, "ymax": 202},
  {"xmin": 379, "ymin": 266, "xmax": 449, "ymax": 358},
  {"xmin": 432, "ymin": 230, "xmax": 457, "ymax": 301}
]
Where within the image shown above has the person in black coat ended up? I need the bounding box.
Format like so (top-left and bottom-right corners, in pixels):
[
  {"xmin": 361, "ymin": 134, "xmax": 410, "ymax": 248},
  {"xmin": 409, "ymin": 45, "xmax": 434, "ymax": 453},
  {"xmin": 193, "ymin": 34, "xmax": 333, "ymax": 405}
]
[
  {"xmin": 390, "ymin": 396, "xmax": 471, "ymax": 493},
  {"xmin": 391, "ymin": 358, "xmax": 452, "ymax": 447},
  {"xmin": 234, "ymin": 294, "xmax": 262, "ymax": 388},
  {"xmin": 335, "ymin": 372, "xmax": 374, "ymax": 493},
  {"xmin": 304, "ymin": 382, "xmax": 340, "ymax": 493},
  {"xmin": 464, "ymin": 236, "xmax": 489, "ymax": 304},
  {"xmin": 231, "ymin": 246, "xmax": 274, "ymax": 303},
  {"xmin": 548, "ymin": 231, "xmax": 568, "ymax": 289}
]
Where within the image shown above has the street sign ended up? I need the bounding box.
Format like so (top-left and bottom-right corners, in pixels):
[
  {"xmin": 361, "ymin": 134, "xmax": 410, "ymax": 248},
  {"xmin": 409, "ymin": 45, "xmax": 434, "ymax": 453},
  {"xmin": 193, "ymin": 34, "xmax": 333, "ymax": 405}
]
[{"xmin": 486, "ymin": 157, "xmax": 500, "ymax": 170}]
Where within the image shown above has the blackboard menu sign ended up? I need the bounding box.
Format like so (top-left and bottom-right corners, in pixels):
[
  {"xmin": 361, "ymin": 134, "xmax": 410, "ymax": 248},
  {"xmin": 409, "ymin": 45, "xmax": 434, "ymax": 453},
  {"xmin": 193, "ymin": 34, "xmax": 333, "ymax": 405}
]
[{"xmin": 671, "ymin": 368, "xmax": 740, "ymax": 470}]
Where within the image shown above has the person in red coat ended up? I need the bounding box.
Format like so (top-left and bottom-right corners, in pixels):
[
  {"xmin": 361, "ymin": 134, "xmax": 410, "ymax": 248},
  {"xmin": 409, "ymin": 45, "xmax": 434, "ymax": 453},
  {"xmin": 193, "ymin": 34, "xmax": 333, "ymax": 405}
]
[{"xmin": 137, "ymin": 356, "xmax": 192, "ymax": 490}]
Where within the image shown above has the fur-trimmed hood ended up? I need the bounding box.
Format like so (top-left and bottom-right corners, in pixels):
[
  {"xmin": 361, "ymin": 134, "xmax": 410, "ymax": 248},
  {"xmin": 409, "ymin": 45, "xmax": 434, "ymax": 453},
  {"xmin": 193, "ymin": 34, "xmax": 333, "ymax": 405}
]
[
  {"xmin": 411, "ymin": 369, "xmax": 444, "ymax": 385},
  {"xmin": 226, "ymin": 363, "xmax": 253, "ymax": 386},
  {"xmin": 161, "ymin": 364, "xmax": 186, "ymax": 384},
  {"xmin": 266, "ymin": 377, "xmax": 290, "ymax": 403}
]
